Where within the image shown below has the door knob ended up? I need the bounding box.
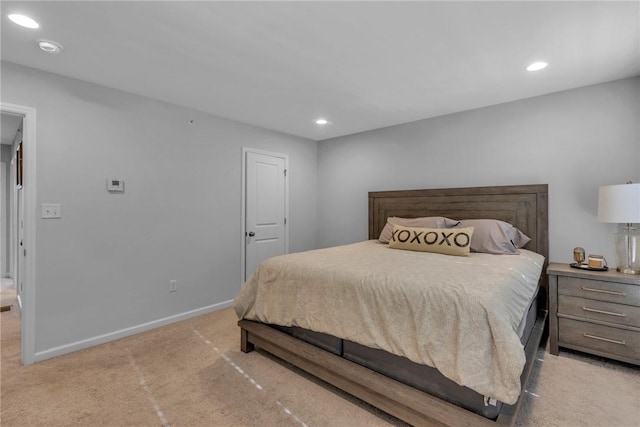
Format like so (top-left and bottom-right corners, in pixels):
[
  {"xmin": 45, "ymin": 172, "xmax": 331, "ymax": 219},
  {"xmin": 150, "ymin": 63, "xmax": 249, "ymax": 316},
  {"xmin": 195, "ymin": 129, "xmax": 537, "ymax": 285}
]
[{"xmin": 248, "ymin": 231, "xmax": 255, "ymax": 237}]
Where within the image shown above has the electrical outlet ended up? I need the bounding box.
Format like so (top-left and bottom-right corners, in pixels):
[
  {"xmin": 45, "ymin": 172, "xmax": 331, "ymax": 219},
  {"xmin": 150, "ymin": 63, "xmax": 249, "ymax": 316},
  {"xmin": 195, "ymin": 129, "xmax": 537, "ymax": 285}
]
[
  {"xmin": 169, "ymin": 280, "xmax": 177, "ymax": 292},
  {"xmin": 41, "ymin": 204, "xmax": 61, "ymax": 219}
]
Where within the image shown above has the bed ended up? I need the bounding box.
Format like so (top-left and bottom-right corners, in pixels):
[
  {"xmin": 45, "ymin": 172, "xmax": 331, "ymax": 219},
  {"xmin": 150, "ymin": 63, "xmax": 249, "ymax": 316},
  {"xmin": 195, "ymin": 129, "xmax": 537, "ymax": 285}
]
[{"xmin": 236, "ymin": 184, "xmax": 548, "ymax": 426}]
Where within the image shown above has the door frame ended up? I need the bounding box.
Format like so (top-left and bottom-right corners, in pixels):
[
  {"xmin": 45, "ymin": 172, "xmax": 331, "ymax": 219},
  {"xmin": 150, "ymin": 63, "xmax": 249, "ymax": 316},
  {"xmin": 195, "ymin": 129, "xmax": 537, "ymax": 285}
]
[
  {"xmin": 1, "ymin": 162, "xmax": 5, "ymax": 278},
  {"xmin": 240, "ymin": 147, "xmax": 289, "ymax": 283},
  {"xmin": 1, "ymin": 102, "xmax": 37, "ymax": 365}
]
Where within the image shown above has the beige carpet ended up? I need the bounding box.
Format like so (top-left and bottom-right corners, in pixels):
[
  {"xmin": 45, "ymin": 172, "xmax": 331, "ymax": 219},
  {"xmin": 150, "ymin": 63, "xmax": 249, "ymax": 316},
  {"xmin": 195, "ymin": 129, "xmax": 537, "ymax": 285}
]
[{"xmin": 1, "ymin": 294, "xmax": 638, "ymax": 426}]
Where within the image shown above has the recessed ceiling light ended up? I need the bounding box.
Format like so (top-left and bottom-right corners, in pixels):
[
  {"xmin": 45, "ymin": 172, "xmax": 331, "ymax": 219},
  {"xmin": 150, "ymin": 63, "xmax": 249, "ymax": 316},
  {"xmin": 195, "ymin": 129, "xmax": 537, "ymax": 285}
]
[
  {"xmin": 526, "ymin": 61, "xmax": 548, "ymax": 72},
  {"xmin": 38, "ymin": 39, "xmax": 63, "ymax": 54},
  {"xmin": 8, "ymin": 13, "xmax": 39, "ymax": 29},
  {"xmin": 315, "ymin": 118, "xmax": 328, "ymax": 125}
]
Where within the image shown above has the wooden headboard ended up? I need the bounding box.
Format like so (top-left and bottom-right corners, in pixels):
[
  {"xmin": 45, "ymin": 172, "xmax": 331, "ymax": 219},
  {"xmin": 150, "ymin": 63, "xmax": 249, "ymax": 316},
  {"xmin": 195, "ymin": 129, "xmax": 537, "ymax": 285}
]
[{"xmin": 369, "ymin": 184, "xmax": 549, "ymax": 306}]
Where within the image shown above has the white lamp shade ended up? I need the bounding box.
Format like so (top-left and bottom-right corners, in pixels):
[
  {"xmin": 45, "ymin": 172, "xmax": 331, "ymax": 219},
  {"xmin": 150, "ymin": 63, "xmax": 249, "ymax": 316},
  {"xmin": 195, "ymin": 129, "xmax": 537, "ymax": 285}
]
[{"xmin": 597, "ymin": 183, "xmax": 640, "ymax": 223}]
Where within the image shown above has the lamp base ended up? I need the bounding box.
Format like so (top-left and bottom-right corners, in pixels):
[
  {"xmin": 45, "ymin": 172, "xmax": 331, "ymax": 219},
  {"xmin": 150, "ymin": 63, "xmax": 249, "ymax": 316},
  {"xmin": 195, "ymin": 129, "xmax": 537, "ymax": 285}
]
[
  {"xmin": 616, "ymin": 266, "xmax": 640, "ymax": 275},
  {"xmin": 613, "ymin": 227, "xmax": 639, "ymax": 275}
]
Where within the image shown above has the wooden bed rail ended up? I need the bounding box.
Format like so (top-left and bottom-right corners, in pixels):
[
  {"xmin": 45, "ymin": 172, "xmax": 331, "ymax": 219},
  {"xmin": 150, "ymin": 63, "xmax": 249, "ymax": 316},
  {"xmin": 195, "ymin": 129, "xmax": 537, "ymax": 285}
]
[{"xmin": 239, "ymin": 312, "xmax": 547, "ymax": 427}]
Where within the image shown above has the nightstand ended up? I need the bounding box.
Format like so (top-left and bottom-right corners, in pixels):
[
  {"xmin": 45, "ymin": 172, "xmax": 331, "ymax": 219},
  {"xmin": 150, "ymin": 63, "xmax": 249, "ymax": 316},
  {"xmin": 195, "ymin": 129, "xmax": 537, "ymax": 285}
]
[{"xmin": 547, "ymin": 263, "xmax": 640, "ymax": 365}]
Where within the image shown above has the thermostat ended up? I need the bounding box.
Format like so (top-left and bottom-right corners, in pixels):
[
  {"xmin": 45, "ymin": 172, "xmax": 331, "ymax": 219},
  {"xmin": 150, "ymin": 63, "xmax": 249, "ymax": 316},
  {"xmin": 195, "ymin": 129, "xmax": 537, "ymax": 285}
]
[{"xmin": 107, "ymin": 178, "xmax": 125, "ymax": 192}]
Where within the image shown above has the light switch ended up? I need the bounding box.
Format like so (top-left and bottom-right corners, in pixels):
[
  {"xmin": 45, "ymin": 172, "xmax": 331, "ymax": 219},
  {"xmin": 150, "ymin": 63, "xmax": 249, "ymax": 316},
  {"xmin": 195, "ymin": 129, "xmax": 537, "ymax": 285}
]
[{"xmin": 41, "ymin": 204, "xmax": 61, "ymax": 219}]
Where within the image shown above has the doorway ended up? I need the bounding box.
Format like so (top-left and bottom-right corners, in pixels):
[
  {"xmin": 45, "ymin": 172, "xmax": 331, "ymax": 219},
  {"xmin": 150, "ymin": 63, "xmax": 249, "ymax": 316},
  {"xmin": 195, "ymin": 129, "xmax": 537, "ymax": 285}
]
[
  {"xmin": 1, "ymin": 162, "xmax": 6, "ymax": 278},
  {"xmin": 241, "ymin": 148, "xmax": 289, "ymax": 282},
  {"xmin": 0, "ymin": 159, "xmax": 15, "ymax": 313},
  {"xmin": 1, "ymin": 103, "xmax": 36, "ymax": 365}
]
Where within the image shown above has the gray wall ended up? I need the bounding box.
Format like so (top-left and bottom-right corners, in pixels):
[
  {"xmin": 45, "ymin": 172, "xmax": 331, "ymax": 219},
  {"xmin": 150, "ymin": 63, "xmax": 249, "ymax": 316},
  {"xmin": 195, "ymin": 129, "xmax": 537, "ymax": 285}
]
[
  {"xmin": 318, "ymin": 77, "xmax": 640, "ymax": 265},
  {"xmin": 1, "ymin": 61, "xmax": 317, "ymax": 356}
]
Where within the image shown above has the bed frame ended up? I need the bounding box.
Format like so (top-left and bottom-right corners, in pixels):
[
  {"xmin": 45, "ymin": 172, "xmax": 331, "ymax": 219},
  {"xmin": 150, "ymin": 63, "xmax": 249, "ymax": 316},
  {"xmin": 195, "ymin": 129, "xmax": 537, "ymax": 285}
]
[{"xmin": 238, "ymin": 184, "xmax": 549, "ymax": 426}]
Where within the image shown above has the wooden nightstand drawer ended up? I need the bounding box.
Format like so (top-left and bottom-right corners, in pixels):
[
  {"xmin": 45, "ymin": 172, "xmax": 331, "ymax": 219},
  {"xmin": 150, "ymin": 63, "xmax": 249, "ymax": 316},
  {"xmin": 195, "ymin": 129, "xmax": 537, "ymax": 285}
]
[
  {"xmin": 559, "ymin": 318, "xmax": 640, "ymax": 361},
  {"xmin": 558, "ymin": 295, "xmax": 640, "ymax": 328},
  {"xmin": 558, "ymin": 276, "xmax": 640, "ymax": 307}
]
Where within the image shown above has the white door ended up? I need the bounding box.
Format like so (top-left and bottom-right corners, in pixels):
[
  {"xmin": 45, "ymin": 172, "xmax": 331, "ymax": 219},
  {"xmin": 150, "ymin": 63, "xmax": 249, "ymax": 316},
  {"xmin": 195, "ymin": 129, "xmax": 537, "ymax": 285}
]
[{"xmin": 244, "ymin": 150, "xmax": 288, "ymax": 281}]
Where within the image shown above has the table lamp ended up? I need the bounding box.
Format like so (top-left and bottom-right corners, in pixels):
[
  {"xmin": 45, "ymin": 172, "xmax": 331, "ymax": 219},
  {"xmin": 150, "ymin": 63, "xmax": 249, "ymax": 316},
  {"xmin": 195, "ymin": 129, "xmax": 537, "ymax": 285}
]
[{"xmin": 597, "ymin": 182, "xmax": 640, "ymax": 274}]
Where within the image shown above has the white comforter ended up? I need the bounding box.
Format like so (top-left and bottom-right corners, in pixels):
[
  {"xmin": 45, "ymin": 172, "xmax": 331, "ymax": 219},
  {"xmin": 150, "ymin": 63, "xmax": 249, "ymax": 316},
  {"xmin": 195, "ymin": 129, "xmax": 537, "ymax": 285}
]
[{"xmin": 234, "ymin": 240, "xmax": 544, "ymax": 404}]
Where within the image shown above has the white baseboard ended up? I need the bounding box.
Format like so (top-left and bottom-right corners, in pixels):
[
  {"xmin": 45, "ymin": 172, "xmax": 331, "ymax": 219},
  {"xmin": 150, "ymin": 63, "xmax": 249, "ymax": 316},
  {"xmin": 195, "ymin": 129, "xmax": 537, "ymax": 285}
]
[{"xmin": 33, "ymin": 300, "xmax": 234, "ymax": 362}]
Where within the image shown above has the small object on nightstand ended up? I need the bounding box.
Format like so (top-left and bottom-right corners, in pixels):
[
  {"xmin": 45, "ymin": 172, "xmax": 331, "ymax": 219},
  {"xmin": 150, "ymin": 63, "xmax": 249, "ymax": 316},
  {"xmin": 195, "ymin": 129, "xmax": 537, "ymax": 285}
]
[
  {"xmin": 588, "ymin": 254, "xmax": 605, "ymax": 269},
  {"xmin": 570, "ymin": 248, "xmax": 608, "ymax": 271},
  {"xmin": 569, "ymin": 263, "xmax": 608, "ymax": 272}
]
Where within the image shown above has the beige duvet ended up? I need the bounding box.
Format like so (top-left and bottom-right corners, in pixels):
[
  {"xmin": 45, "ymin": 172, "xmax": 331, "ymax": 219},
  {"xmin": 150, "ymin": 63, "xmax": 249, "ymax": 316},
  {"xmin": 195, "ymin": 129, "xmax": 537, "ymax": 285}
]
[{"xmin": 234, "ymin": 240, "xmax": 544, "ymax": 404}]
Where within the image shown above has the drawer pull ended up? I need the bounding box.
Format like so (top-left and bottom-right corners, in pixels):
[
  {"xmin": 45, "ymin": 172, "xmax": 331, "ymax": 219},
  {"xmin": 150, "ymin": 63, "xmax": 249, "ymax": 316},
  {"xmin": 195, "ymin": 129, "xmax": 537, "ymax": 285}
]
[
  {"xmin": 582, "ymin": 333, "xmax": 626, "ymax": 345},
  {"xmin": 581, "ymin": 286, "xmax": 625, "ymax": 296},
  {"xmin": 582, "ymin": 306, "xmax": 626, "ymax": 317}
]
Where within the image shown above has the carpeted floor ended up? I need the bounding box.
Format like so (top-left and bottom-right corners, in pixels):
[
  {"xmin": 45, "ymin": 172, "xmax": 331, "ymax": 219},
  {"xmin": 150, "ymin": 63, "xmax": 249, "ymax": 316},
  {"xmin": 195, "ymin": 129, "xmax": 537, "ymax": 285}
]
[{"xmin": 1, "ymin": 290, "xmax": 638, "ymax": 426}]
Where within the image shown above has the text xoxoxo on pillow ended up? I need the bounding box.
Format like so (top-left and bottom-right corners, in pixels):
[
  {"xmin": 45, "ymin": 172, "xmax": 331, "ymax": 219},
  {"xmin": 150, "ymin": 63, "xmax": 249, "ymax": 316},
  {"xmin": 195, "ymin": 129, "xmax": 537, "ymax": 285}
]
[{"xmin": 388, "ymin": 224, "xmax": 474, "ymax": 257}]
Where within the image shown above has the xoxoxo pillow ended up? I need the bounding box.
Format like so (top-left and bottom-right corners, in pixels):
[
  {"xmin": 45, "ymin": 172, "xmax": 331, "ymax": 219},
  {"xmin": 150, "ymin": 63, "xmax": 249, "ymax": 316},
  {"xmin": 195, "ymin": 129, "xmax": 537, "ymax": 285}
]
[
  {"xmin": 388, "ymin": 225, "xmax": 474, "ymax": 257},
  {"xmin": 378, "ymin": 216, "xmax": 459, "ymax": 243}
]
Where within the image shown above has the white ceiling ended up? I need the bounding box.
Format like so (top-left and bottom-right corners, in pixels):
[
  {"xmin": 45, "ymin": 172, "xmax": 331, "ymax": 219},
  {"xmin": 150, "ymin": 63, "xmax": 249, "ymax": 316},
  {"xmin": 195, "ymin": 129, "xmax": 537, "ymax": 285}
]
[{"xmin": 1, "ymin": 1, "xmax": 638, "ymax": 141}]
